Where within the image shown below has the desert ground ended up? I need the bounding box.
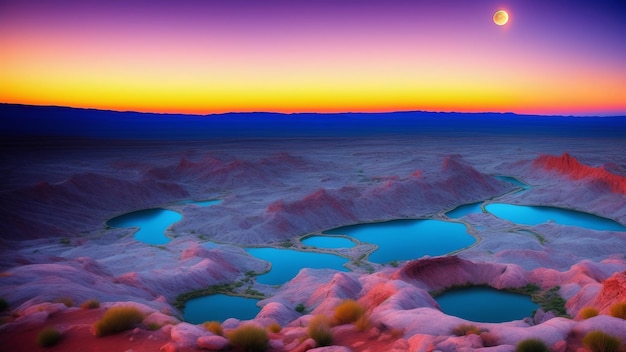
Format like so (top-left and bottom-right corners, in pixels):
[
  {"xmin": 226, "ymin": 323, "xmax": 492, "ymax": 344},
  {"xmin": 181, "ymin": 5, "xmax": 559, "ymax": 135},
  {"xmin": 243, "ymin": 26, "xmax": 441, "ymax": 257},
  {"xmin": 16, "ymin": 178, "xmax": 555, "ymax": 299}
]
[{"xmin": 1, "ymin": 133, "xmax": 625, "ymax": 351}]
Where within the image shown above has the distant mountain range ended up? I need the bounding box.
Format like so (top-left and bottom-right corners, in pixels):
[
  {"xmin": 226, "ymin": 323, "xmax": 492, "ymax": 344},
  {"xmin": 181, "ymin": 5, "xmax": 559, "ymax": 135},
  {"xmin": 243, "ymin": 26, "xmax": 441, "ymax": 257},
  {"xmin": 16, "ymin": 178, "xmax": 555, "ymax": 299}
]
[{"xmin": 1, "ymin": 103, "xmax": 625, "ymax": 139}]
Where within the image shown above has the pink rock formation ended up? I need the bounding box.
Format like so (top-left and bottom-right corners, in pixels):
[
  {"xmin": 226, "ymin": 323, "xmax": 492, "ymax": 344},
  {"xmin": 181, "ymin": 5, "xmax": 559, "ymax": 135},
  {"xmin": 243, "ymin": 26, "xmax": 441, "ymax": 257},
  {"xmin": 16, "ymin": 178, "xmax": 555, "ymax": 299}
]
[{"xmin": 534, "ymin": 153, "xmax": 626, "ymax": 194}]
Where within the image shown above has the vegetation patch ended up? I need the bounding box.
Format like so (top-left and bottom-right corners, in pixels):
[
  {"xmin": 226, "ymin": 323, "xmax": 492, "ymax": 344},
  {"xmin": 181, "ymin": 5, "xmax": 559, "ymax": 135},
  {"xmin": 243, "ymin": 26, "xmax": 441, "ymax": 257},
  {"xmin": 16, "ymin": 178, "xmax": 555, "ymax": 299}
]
[
  {"xmin": 609, "ymin": 301, "xmax": 626, "ymax": 319},
  {"xmin": 37, "ymin": 327, "xmax": 62, "ymax": 347},
  {"xmin": 308, "ymin": 315, "xmax": 333, "ymax": 347},
  {"xmin": 333, "ymin": 299, "xmax": 366, "ymax": 325},
  {"xmin": 203, "ymin": 321, "xmax": 223, "ymax": 336},
  {"xmin": 582, "ymin": 330, "xmax": 621, "ymax": 352},
  {"xmin": 579, "ymin": 306, "xmax": 599, "ymax": 319},
  {"xmin": 452, "ymin": 323, "xmax": 484, "ymax": 336},
  {"xmin": 530, "ymin": 286, "xmax": 569, "ymax": 317},
  {"xmin": 80, "ymin": 299, "xmax": 100, "ymax": 309},
  {"xmin": 93, "ymin": 306, "xmax": 144, "ymax": 337},
  {"xmin": 267, "ymin": 322, "xmax": 282, "ymax": 333},
  {"xmin": 515, "ymin": 338, "xmax": 548, "ymax": 352},
  {"xmin": 228, "ymin": 324, "xmax": 269, "ymax": 352},
  {"xmin": 295, "ymin": 303, "xmax": 306, "ymax": 313},
  {"xmin": 54, "ymin": 296, "xmax": 74, "ymax": 308}
]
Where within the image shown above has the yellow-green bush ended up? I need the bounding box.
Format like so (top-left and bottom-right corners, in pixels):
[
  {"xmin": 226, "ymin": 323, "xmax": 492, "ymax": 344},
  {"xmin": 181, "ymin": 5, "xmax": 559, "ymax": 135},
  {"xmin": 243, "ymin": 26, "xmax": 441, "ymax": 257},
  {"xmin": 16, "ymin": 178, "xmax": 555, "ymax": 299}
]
[
  {"xmin": 80, "ymin": 299, "xmax": 100, "ymax": 309},
  {"xmin": 37, "ymin": 327, "xmax": 62, "ymax": 347},
  {"xmin": 203, "ymin": 321, "xmax": 223, "ymax": 336},
  {"xmin": 579, "ymin": 306, "xmax": 599, "ymax": 319},
  {"xmin": 515, "ymin": 338, "xmax": 548, "ymax": 352},
  {"xmin": 93, "ymin": 306, "xmax": 144, "ymax": 337},
  {"xmin": 582, "ymin": 330, "xmax": 621, "ymax": 352},
  {"xmin": 227, "ymin": 324, "xmax": 269, "ymax": 352},
  {"xmin": 267, "ymin": 322, "xmax": 282, "ymax": 333},
  {"xmin": 333, "ymin": 299, "xmax": 365, "ymax": 325},
  {"xmin": 308, "ymin": 315, "xmax": 333, "ymax": 347},
  {"xmin": 609, "ymin": 301, "xmax": 626, "ymax": 319}
]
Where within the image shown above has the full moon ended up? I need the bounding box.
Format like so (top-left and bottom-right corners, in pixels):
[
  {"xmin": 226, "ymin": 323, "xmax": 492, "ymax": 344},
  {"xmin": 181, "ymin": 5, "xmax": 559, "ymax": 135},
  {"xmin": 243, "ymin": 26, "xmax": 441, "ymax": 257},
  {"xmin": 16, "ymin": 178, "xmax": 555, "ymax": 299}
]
[{"xmin": 493, "ymin": 10, "xmax": 509, "ymax": 26}]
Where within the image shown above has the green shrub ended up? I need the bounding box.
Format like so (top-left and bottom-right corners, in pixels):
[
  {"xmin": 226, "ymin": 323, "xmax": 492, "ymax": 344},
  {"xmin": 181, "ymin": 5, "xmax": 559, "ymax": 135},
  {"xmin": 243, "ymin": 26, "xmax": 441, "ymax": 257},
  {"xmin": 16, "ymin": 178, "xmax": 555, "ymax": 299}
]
[
  {"xmin": 37, "ymin": 327, "xmax": 62, "ymax": 347},
  {"xmin": 267, "ymin": 322, "xmax": 282, "ymax": 333},
  {"xmin": 515, "ymin": 338, "xmax": 548, "ymax": 352},
  {"xmin": 333, "ymin": 299, "xmax": 365, "ymax": 325},
  {"xmin": 582, "ymin": 330, "xmax": 621, "ymax": 352},
  {"xmin": 308, "ymin": 315, "xmax": 333, "ymax": 347},
  {"xmin": 93, "ymin": 306, "xmax": 144, "ymax": 337},
  {"xmin": 295, "ymin": 303, "xmax": 306, "ymax": 313},
  {"xmin": 579, "ymin": 306, "xmax": 599, "ymax": 319},
  {"xmin": 609, "ymin": 301, "xmax": 626, "ymax": 319},
  {"xmin": 0, "ymin": 298, "xmax": 8, "ymax": 311},
  {"xmin": 227, "ymin": 324, "xmax": 269, "ymax": 352},
  {"xmin": 80, "ymin": 299, "xmax": 100, "ymax": 309},
  {"xmin": 452, "ymin": 324, "xmax": 483, "ymax": 336},
  {"xmin": 203, "ymin": 321, "xmax": 223, "ymax": 336}
]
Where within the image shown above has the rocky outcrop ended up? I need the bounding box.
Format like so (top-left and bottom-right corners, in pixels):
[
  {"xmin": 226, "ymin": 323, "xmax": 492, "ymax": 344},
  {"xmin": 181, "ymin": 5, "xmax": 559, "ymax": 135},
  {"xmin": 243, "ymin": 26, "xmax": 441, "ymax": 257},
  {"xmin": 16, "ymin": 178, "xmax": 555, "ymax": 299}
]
[{"xmin": 393, "ymin": 256, "xmax": 528, "ymax": 291}]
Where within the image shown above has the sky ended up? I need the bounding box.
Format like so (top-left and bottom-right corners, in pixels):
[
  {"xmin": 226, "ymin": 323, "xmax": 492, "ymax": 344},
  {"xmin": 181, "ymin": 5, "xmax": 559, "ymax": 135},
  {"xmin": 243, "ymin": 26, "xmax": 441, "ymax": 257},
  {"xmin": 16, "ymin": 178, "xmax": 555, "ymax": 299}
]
[{"xmin": 1, "ymin": 0, "xmax": 625, "ymax": 116}]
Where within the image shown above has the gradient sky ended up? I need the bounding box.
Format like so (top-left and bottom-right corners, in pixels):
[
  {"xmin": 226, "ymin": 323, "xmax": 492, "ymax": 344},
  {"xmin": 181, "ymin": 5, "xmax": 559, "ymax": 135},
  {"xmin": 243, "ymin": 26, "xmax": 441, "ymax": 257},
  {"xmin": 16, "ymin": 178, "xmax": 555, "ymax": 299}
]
[{"xmin": 1, "ymin": 0, "xmax": 625, "ymax": 115}]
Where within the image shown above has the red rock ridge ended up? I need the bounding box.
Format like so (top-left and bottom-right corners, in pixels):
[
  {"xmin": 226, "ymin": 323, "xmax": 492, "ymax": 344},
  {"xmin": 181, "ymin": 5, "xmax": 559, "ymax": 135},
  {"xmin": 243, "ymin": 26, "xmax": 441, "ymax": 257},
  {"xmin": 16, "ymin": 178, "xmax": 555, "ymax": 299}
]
[{"xmin": 533, "ymin": 153, "xmax": 626, "ymax": 194}]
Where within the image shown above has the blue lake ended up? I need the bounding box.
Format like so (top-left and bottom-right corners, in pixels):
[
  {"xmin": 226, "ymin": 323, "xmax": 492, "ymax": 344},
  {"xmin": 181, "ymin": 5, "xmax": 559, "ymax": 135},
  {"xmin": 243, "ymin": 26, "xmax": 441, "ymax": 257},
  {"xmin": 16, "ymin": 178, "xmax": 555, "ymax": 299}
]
[
  {"xmin": 486, "ymin": 203, "xmax": 626, "ymax": 231},
  {"xmin": 246, "ymin": 248, "xmax": 349, "ymax": 285},
  {"xmin": 107, "ymin": 208, "xmax": 183, "ymax": 245},
  {"xmin": 301, "ymin": 236, "xmax": 356, "ymax": 249},
  {"xmin": 324, "ymin": 219, "xmax": 475, "ymax": 263},
  {"xmin": 183, "ymin": 294, "xmax": 260, "ymax": 323},
  {"xmin": 180, "ymin": 199, "xmax": 222, "ymax": 207},
  {"xmin": 435, "ymin": 286, "xmax": 538, "ymax": 323},
  {"xmin": 446, "ymin": 202, "xmax": 483, "ymax": 219},
  {"xmin": 107, "ymin": 199, "xmax": 220, "ymax": 244}
]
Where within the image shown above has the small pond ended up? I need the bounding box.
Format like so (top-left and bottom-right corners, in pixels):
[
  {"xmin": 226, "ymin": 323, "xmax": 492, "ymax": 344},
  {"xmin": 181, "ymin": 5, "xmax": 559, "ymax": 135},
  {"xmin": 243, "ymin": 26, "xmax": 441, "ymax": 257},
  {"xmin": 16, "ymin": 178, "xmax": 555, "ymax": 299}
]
[
  {"xmin": 301, "ymin": 236, "xmax": 356, "ymax": 249},
  {"xmin": 106, "ymin": 199, "xmax": 220, "ymax": 245},
  {"xmin": 180, "ymin": 199, "xmax": 222, "ymax": 207},
  {"xmin": 446, "ymin": 202, "xmax": 483, "ymax": 219},
  {"xmin": 107, "ymin": 208, "xmax": 183, "ymax": 245},
  {"xmin": 246, "ymin": 248, "xmax": 349, "ymax": 285},
  {"xmin": 183, "ymin": 294, "xmax": 260, "ymax": 324},
  {"xmin": 486, "ymin": 203, "xmax": 626, "ymax": 231},
  {"xmin": 435, "ymin": 286, "xmax": 538, "ymax": 323},
  {"xmin": 324, "ymin": 219, "xmax": 475, "ymax": 263}
]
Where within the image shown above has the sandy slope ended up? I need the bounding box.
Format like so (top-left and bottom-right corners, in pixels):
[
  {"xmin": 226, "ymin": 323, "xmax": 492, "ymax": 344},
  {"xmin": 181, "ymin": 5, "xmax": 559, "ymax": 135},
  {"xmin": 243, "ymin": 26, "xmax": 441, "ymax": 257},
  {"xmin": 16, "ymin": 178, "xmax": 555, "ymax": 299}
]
[{"xmin": 1, "ymin": 135, "xmax": 625, "ymax": 351}]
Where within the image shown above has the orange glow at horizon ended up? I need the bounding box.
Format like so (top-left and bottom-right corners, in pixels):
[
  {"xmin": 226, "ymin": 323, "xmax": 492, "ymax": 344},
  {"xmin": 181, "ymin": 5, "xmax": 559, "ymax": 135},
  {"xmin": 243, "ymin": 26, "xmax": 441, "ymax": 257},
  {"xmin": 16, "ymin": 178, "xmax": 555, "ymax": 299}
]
[{"xmin": 1, "ymin": 1, "xmax": 625, "ymax": 116}]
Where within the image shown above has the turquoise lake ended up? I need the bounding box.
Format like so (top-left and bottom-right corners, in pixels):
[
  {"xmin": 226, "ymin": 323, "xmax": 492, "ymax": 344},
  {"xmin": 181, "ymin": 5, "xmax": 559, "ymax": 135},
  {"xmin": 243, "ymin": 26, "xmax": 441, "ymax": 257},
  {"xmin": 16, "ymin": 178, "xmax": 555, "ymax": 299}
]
[
  {"xmin": 107, "ymin": 208, "xmax": 183, "ymax": 245},
  {"xmin": 446, "ymin": 202, "xmax": 483, "ymax": 219},
  {"xmin": 324, "ymin": 219, "xmax": 475, "ymax": 263},
  {"xmin": 435, "ymin": 286, "xmax": 538, "ymax": 323},
  {"xmin": 486, "ymin": 203, "xmax": 626, "ymax": 231},
  {"xmin": 246, "ymin": 248, "xmax": 349, "ymax": 285},
  {"xmin": 180, "ymin": 199, "xmax": 222, "ymax": 207},
  {"xmin": 107, "ymin": 200, "xmax": 220, "ymax": 244},
  {"xmin": 183, "ymin": 294, "xmax": 260, "ymax": 323},
  {"xmin": 301, "ymin": 236, "xmax": 356, "ymax": 249}
]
